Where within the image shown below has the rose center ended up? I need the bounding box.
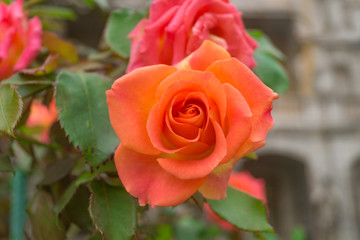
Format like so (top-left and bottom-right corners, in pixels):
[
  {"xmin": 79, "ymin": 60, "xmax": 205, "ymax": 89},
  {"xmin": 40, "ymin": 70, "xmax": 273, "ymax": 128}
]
[{"xmin": 177, "ymin": 104, "xmax": 200, "ymax": 118}]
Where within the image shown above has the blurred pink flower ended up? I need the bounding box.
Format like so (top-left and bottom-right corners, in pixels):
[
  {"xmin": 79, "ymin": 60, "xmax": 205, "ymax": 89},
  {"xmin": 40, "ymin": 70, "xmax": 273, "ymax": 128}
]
[
  {"xmin": 26, "ymin": 99, "xmax": 57, "ymax": 143},
  {"xmin": 127, "ymin": 0, "xmax": 257, "ymax": 72},
  {"xmin": 0, "ymin": 0, "xmax": 42, "ymax": 80}
]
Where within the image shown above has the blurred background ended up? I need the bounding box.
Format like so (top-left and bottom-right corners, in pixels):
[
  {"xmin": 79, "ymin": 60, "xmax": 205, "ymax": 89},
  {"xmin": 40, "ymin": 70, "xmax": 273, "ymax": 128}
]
[{"xmin": 1, "ymin": 0, "xmax": 360, "ymax": 239}]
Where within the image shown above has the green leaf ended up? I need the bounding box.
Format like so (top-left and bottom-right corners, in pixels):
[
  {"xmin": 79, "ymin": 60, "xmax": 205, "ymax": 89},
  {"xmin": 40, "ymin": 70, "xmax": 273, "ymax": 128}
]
[
  {"xmin": 244, "ymin": 152, "xmax": 258, "ymax": 160},
  {"xmin": 55, "ymin": 161, "xmax": 116, "ymax": 216},
  {"xmin": 253, "ymin": 53, "xmax": 289, "ymax": 94},
  {"xmin": 249, "ymin": 30, "xmax": 289, "ymax": 94},
  {"xmin": 207, "ymin": 187, "xmax": 273, "ymax": 233},
  {"xmin": 0, "ymin": 153, "xmax": 13, "ymax": 173},
  {"xmin": 253, "ymin": 232, "xmax": 279, "ymax": 240},
  {"xmin": 42, "ymin": 32, "xmax": 79, "ymax": 63},
  {"xmin": 249, "ymin": 30, "xmax": 284, "ymax": 60},
  {"xmin": 40, "ymin": 157, "xmax": 78, "ymax": 185},
  {"xmin": 2, "ymin": 73, "xmax": 55, "ymax": 98},
  {"xmin": 90, "ymin": 180, "xmax": 136, "ymax": 240},
  {"xmin": 29, "ymin": 6, "xmax": 76, "ymax": 20},
  {"xmin": 9, "ymin": 169, "xmax": 27, "ymax": 240},
  {"xmin": 27, "ymin": 191, "xmax": 67, "ymax": 240},
  {"xmin": 64, "ymin": 185, "xmax": 93, "ymax": 231},
  {"xmin": 0, "ymin": 85, "xmax": 23, "ymax": 136},
  {"xmin": 55, "ymin": 70, "xmax": 119, "ymax": 167},
  {"xmin": 105, "ymin": 9, "xmax": 145, "ymax": 58}
]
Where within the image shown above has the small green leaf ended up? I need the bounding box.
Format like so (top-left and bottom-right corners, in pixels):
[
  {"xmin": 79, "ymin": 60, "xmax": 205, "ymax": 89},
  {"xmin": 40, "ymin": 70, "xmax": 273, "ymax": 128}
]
[
  {"xmin": 27, "ymin": 191, "xmax": 67, "ymax": 240},
  {"xmin": 105, "ymin": 9, "xmax": 145, "ymax": 58},
  {"xmin": 253, "ymin": 53, "xmax": 289, "ymax": 94},
  {"xmin": 249, "ymin": 30, "xmax": 289, "ymax": 94},
  {"xmin": 208, "ymin": 187, "xmax": 273, "ymax": 233},
  {"xmin": 89, "ymin": 180, "xmax": 136, "ymax": 240},
  {"xmin": 29, "ymin": 6, "xmax": 76, "ymax": 20},
  {"xmin": 9, "ymin": 169, "xmax": 27, "ymax": 240},
  {"xmin": 55, "ymin": 70, "xmax": 119, "ymax": 167},
  {"xmin": 0, "ymin": 85, "xmax": 23, "ymax": 136},
  {"xmin": 42, "ymin": 32, "xmax": 79, "ymax": 63},
  {"xmin": 249, "ymin": 30, "xmax": 284, "ymax": 60},
  {"xmin": 0, "ymin": 154, "xmax": 13, "ymax": 173},
  {"xmin": 244, "ymin": 152, "xmax": 258, "ymax": 160}
]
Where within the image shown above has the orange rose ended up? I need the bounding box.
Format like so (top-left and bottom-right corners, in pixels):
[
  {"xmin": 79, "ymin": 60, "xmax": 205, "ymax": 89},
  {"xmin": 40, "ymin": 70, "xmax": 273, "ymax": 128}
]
[
  {"xmin": 204, "ymin": 171, "xmax": 267, "ymax": 231},
  {"xmin": 106, "ymin": 41, "xmax": 278, "ymax": 207}
]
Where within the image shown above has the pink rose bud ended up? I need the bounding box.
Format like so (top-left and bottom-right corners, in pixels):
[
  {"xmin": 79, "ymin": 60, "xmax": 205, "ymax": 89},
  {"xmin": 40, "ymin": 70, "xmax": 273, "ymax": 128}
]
[
  {"xmin": 0, "ymin": 0, "xmax": 42, "ymax": 81},
  {"xmin": 127, "ymin": 0, "xmax": 257, "ymax": 72}
]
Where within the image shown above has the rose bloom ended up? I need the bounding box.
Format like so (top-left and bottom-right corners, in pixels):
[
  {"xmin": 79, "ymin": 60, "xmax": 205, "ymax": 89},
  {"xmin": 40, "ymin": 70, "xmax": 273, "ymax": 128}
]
[
  {"xmin": 127, "ymin": 0, "xmax": 257, "ymax": 72},
  {"xmin": 0, "ymin": 0, "xmax": 42, "ymax": 81},
  {"xmin": 107, "ymin": 41, "xmax": 278, "ymax": 207},
  {"xmin": 204, "ymin": 171, "xmax": 266, "ymax": 231},
  {"xmin": 26, "ymin": 99, "xmax": 57, "ymax": 143}
]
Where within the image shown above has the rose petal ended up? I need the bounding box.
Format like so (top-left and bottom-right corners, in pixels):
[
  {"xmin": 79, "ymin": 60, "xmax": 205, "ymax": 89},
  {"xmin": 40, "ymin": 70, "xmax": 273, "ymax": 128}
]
[
  {"xmin": 14, "ymin": 17, "xmax": 42, "ymax": 71},
  {"xmin": 206, "ymin": 58, "xmax": 278, "ymax": 156},
  {"xmin": 198, "ymin": 158, "xmax": 236, "ymax": 199},
  {"xmin": 157, "ymin": 119, "xmax": 227, "ymax": 180},
  {"xmin": 127, "ymin": 7, "xmax": 179, "ymax": 72},
  {"xmin": 114, "ymin": 144, "xmax": 206, "ymax": 207},
  {"xmin": 176, "ymin": 40, "xmax": 231, "ymax": 71},
  {"xmin": 106, "ymin": 65, "xmax": 177, "ymax": 155},
  {"xmin": 220, "ymin": 83, "xmax": 252, "ymax": 164}
]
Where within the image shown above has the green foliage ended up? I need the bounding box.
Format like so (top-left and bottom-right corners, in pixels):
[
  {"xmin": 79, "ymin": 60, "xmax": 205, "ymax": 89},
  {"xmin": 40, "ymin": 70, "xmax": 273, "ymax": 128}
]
[
  {"xmin": 2, "ymin": 73, "xmax": 56, "ymax": 98},
  {"xmin": 55, "ymin": 161, "xmax": 116, "ymax": 216},
  {"xmin": 0, "ymin": 154, "xmax": 13, "ymax": 173},
  {"xmin": 40, "ymin": 157, "xmax": 78, "ymax": 186},
  {"xmin": 27, "ymin": 191, "xmax": 67, "ymax": 240},
  {"xmin": 174, "ymin": 217, "xmax": 221, "ymax": 240},
  {"xmin": 249, "ymin": 30, "xmax": 289, "ymax": 94},
  {"xmin": 89, "ymin": 180, "xmax": 136, "ymax": 240},
  {"xmin": 291, "ymin": 226, "xmax": 307, "ymax": 240},
  {"xmin": 29, "ymin": 6, "xmax": 76, "ymax": 20},
  {"xmin": 80, "ymin": 0, "xmax": 109, "ymax": 10},
  {"xmin": 64, "ymin": 185, "xmax": 93, "ymax": 231},
  {"xmin": 208, "ymin": 187, "xmax": 273, "ymax": 233},
  {"xmin": 0, "ymin": 85, "xmax": 23, "ymax": 136},
  {"xmin": 105, "ymin": 9, "xmax": 145, "ymax": 58},
  {"xmin": 42, "ymin": 32, "xmax": 79, "ymax": 63},
  {"xmin": 9, "ymin": 169, "xmax": 27, "ymax": 240},
  {"xmin": 55, "ymin": 70, "xmax": 119, "ymax": 167}
]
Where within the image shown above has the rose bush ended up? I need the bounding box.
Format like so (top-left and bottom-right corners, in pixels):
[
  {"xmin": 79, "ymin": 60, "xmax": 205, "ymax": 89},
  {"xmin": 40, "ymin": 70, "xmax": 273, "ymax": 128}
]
[
  {"xmin": 205, "ymin": 171, "xmax": 267, "ymax": 230},
  {"xmin": 127, "ymin": 0, "xmax": 257, "ymax": 72},
  {"xmin": 107, "ymin": 41, "xmax": 278, "ymax": 207},
  {"xmin": 0, "ymin": 0, "xmax": 42, "ymax": 81}
]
